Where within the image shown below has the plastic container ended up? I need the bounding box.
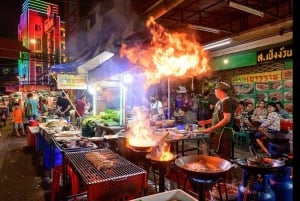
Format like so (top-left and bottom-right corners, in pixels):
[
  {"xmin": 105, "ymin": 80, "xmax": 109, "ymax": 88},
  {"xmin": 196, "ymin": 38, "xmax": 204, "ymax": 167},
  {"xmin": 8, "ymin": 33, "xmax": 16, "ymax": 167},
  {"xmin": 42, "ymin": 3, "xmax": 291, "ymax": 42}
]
[
  {"xmin": 43, "ymin": 145, "xmax": 63, "ymax": 170},
  {"xmin": 27, "ymin": 130, "xmax": 36, "ymax": 147},
  {"xmin": 81, "ymin": 126, "xmax": 95, "ymax": 137},
  {"xmin": 29, "ymin": 120, "xmax": 39, "ymax": 127},
  {"xmin": 131, "ymin": 189, "xmax": 197, "ymax": 201},
  {"xmin": 269, "ymin": 167, "xmax": 293, "ymax": 201}
]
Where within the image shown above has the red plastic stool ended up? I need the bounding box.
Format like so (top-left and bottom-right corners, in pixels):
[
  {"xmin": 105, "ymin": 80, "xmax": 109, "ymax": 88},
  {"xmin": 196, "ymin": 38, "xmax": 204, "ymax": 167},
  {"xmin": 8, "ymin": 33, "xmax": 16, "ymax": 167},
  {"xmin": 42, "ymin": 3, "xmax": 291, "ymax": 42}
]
[{"xmin": 50, "ymin": 164, "xmax": 79, "ymax": 201}]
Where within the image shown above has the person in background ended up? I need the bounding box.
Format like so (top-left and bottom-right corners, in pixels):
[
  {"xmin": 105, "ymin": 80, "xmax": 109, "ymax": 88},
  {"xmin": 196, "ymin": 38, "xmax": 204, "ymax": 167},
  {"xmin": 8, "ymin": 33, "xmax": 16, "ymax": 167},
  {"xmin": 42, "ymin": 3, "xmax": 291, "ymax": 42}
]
[
  {"xmin": 173, "ymin": 107, "xmax": 185, "ymax": 123},
  {"xmin": 162, "ymin": 96, "xmax": 168, "ymax": 119},
  {"xmin": 24, "ymin": 92, "xmax": 39, "ymax": 121},
  {"xmin": 253, "ymin": 100, "xmax": 267, "ymax": 119},
  {"xmin": 253, "ymin": 102, "xmax": 281, "ymax": 142},
  {"xmin": 57, "ymin": 93, "xmax": 72, "ymax": 122},
  {"xmin": 233, "ymin": 100, "xmax": 245, "ymax": 132},
  {"xmin": 243, "ymin": 102, "xmax": 255, "ymax": 127},
  {"xmin": 275, "ymin": 101, "xmax": 290, "ymax": 119},
  {"xmin": 39, "ymin": 98, "xmax": 48, "ymax": 116},
  {"xmin": 234, "ymin": 101, "xmax": 245, "ymax": 118},
  {"xmin": 150, "ymin": 95, "xmax": 164, "ymax": 123},
  {"xmin": 75, "ymin": 95, "xmax": 88, "ymax": 127},
  {"xmin": 198, "ymin": 81, "xmax": 236, "ymax": 160},
  {"xmin": 12, "ymin": 102, "xmax": 26, "ymax": 137}
]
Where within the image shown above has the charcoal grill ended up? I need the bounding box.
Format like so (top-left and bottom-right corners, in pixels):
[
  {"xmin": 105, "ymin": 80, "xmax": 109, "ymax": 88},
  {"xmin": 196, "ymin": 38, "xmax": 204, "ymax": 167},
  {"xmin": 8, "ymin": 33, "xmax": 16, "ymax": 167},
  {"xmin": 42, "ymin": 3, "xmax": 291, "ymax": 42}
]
[{"xmin": 65, "ymin": 149, "xmax": 147, "ymax": 201}]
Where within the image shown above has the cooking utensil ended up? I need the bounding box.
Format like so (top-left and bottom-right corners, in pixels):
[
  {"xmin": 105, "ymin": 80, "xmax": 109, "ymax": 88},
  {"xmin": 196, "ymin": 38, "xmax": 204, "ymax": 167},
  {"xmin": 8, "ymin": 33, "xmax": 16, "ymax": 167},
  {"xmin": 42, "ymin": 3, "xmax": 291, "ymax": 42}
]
[
  {"xmin": 128, "ymin": 143, "xmax": 156, "ymax": 152},
  {"xmin": 232, "ymin": 156, "xmax": 285, "ymax": 174},
  {"xmin": 146, "ymin": 153, "xmax": 176, "ymax": 164},
  {"xmin": 175, "ymin": 155, "xmax": 233, "ymax": 180}
]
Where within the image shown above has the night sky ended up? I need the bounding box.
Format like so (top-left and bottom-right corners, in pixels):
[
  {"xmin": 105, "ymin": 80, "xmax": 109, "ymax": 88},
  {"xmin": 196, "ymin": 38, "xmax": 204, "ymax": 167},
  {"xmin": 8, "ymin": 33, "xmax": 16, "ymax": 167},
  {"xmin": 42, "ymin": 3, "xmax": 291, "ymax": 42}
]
[
  {"xmin": 0, "ymin": 0, "xmax": 64, "ymax": 39},
  {"xmin": 0, "ymin": 0, "xmax": 24, "ymax": 39}
]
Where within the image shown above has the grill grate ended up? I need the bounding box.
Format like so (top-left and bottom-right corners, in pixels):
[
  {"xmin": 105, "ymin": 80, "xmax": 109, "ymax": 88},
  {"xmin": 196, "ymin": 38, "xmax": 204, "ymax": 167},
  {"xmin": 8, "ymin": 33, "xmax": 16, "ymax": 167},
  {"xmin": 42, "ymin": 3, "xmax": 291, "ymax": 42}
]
[{"xmin": 65, "ymin": 149, "xmax": 146, "ymax": 185}]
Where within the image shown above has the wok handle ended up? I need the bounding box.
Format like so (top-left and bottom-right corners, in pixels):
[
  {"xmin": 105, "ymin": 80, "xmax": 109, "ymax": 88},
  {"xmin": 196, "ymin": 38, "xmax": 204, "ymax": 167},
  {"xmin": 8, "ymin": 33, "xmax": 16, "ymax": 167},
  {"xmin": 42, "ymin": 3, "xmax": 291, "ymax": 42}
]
[{"xmin": 256, "ymin": 139, "xmax": 271, "ymax": 156}]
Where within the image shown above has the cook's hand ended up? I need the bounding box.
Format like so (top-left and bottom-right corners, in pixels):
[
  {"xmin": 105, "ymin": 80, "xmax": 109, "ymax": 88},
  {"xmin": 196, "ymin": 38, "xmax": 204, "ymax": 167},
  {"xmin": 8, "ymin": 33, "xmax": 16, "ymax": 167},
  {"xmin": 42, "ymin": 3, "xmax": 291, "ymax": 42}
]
[
  {"xmin": 201, "ymin": 127, "xmax": 214, "ymax": 134},
  {"xmin": 198, "ymin": 120, "xmax": 206, "ymax": 127}
]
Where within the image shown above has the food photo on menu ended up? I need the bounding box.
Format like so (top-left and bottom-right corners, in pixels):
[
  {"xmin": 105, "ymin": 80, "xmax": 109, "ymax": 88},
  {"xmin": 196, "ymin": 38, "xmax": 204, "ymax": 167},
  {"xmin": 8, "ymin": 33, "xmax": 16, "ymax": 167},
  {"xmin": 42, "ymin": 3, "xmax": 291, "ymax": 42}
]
[
  {"xmin": 284, "ymin": 91, "xmax": 293, "ymax": 101},
  {"xmin": 284, "ymin": 80, "xmax": 293, "ymax": 89},
  {"xmin": 255, "ymin": 82, "xmax": 268, "ymax": 91},
  {"xmin": 256, "ymin": 92, "xmax": 268, "ymax": 102},
  {"xmin": 233, "ymin": 83, "xmax": 254, "ymax": 95},
  {"xmin": 269, "ymin": 92, "xmax": 283, "ymax": 102},
  {"xmin": 269, "ymin": 81, "xmax": 282, "ymax": 90}
]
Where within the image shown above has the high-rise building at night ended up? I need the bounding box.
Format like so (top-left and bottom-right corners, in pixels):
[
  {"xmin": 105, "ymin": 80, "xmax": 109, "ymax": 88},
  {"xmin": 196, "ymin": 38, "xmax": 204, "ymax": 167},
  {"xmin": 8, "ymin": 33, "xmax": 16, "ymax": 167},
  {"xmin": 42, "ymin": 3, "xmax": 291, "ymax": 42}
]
[{"xmin": 18, "ymin": 0, "xmax": 65, "ymax": 90}]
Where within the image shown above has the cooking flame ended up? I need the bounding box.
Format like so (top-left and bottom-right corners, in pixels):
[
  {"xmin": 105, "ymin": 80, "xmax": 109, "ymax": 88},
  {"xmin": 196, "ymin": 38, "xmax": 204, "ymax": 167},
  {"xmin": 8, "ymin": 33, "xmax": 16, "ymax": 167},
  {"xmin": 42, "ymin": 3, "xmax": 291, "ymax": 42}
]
[
  {"xmin": 159, "ymin": 142, "xmax": 174, "ymax": 161},
  {"xmin": 120, "ymin": 17, "xmax": 211, "ymax": 89},
  {"xmin": 127, "ymin": 107, "xmax": 156, "ymax": 147}
]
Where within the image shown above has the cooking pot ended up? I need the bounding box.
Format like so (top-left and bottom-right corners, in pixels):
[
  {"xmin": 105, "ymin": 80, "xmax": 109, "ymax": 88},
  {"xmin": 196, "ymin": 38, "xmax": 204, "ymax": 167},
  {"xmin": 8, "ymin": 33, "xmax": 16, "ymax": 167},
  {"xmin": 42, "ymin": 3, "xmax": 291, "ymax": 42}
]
[{"xmin": 175, "ymin": 155, "xmax": 233, "ymax": 180}]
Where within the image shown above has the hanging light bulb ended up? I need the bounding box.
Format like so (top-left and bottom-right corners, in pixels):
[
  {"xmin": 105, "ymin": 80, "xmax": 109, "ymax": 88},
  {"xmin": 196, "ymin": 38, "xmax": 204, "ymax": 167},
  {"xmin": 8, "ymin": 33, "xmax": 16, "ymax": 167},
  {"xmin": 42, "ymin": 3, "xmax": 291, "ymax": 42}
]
[{"xmin": 223, "ymin": 57, "xmax": 229, "ymax": 64}]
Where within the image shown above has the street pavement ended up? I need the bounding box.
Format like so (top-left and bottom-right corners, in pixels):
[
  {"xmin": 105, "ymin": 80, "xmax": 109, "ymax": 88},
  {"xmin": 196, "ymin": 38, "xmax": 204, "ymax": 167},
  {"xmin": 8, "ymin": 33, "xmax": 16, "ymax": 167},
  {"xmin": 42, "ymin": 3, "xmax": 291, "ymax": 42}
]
[{"xmin": 0, "ymin": 115, "xmax": 252, "ymax": 201}]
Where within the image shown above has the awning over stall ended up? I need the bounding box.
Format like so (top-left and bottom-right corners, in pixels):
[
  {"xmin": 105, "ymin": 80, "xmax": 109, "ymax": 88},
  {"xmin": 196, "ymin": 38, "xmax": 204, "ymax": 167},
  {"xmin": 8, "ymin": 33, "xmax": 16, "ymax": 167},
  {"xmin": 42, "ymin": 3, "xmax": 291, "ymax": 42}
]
[
  {"xmin": 49, "ymin": 60, "xmax": 86, "ymax": 73},
  {"xmin": 49, "ymin": 41, "xmax": 106, "ymax": 74},
  {"xmin": 88, "ymin": 55, "xmax": 141, "ymax": 83}
]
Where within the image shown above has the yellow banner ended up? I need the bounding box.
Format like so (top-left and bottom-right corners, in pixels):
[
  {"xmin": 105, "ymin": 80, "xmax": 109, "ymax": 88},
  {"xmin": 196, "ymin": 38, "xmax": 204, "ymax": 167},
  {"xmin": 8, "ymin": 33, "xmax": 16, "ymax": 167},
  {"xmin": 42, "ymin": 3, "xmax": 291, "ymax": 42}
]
[
  {"xmin": 57, "ymin": 74, "xmax": 87, "ymax": 89},
  {"xmin": 232, "ymin": 70, "xmax": 282, "ymax": 83}
]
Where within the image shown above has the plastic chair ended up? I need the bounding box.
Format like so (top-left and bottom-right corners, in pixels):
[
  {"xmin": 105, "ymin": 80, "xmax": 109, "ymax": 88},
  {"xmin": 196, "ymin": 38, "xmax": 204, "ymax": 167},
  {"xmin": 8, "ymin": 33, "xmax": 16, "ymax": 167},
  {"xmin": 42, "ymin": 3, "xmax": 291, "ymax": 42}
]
[
  {"xmin": 50, "ymin": 164, "xmax": 79, "ymax": 201},
  {"xmin": 234, "ymin": 131, "xmax": 250, "ymax": 149}
]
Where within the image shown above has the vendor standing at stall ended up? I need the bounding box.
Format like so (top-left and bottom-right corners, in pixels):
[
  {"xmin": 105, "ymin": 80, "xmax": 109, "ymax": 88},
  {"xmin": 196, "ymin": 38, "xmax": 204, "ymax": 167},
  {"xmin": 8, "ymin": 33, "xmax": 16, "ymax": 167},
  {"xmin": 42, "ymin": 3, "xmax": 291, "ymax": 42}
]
[
  {"xmin": 198, "ymin": 81, "xmax": 236, "ymax": 159},
  {"xmin": 150, "ymin": 95, "xmax": 164, "ymax": 124},
  {"xmin": 75, "ymin": 94, "xmax": 89, "ymax": 127},
  {"xmin": 56, "ymin": 93, "xmax": 72, "ymax": 123}
]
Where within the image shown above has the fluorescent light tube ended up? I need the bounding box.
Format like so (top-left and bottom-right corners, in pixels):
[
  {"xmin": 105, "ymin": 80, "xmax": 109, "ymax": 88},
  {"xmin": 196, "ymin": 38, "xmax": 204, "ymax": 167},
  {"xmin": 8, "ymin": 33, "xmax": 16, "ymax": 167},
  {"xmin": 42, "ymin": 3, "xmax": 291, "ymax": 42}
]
[
  {"xmin": 203, "ymin": 38, "xmax": 232, "ymax": 50},
  {"xmin": 187, "ymin": 24, "xmax": 221, "ymax": 34},
  {"xmin": 229, "ymin": 1, "xmax": 264, "ymax": 17}
]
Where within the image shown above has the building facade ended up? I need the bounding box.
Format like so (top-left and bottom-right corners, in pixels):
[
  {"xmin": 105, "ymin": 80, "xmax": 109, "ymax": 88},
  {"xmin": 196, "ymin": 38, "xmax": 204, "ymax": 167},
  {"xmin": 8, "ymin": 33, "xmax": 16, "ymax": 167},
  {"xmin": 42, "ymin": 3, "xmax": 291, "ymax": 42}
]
[{"xmin": 18, "ymin": 0, "xmax": 65, "ymax": 91}]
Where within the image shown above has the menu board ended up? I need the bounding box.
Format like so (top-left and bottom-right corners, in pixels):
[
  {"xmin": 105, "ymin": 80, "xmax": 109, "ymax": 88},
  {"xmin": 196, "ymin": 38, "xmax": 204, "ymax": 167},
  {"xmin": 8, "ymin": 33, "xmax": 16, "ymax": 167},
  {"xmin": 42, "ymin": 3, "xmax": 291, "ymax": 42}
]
[{"xmin": 232, "ymin": 69, "xmax": 293, "ymax": 112}]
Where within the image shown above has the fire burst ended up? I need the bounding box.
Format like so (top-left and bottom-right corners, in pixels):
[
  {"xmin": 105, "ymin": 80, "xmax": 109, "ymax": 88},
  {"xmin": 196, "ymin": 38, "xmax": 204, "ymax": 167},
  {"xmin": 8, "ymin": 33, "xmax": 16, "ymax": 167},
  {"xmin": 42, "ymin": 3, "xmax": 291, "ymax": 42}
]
[{"xmin": 120, "ymin": 16, "xmax": 211, "ymax": 89}]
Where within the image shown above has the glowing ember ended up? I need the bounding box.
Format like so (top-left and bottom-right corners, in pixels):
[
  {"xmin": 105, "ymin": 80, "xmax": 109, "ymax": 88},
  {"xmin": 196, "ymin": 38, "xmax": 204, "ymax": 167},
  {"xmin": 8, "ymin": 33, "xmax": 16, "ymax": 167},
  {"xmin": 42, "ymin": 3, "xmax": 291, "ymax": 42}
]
[
  {"xmin": 127, "ymin": 107, "xmax": 156, "ymax": 147},
  {"xmin": 120, "ymin": 17, "xmax": 211, "ymax": 89}
]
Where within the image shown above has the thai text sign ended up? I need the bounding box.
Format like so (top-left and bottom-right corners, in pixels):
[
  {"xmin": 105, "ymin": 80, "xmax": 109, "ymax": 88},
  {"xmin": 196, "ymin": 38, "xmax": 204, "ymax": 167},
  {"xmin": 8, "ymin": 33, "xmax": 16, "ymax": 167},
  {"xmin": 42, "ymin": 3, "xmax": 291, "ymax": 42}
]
[
  {"xmin": 57, "ymin": 74, "xmax": 87, "ymax": 89},
  {"xmin": 232, "ymin": 70, "xmax": 282, "ymax": 83},
  {"xmin": 257, "ymin": 45, "xmax": 292, "ymax": 63}
]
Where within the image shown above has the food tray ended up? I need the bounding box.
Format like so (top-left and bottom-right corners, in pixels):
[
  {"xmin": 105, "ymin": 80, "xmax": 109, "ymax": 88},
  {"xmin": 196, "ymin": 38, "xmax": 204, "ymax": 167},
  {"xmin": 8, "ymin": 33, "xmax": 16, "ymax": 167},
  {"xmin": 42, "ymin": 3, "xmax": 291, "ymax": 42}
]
[{"xmin": 131, "ymin": 189, "xmax": 197, "ymax": 201}]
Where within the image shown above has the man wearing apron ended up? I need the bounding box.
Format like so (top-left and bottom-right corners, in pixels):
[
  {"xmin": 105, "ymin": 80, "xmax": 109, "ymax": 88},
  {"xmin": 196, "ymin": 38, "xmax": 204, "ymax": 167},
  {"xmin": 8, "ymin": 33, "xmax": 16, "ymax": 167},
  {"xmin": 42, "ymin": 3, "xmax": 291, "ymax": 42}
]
[
  {"xmin": 198, "ymin": 81, "xmax": 235, "ymax": 159},
  {"xmin": 150, "ymin": 95, "xmax": 164, "ymax": 123}
]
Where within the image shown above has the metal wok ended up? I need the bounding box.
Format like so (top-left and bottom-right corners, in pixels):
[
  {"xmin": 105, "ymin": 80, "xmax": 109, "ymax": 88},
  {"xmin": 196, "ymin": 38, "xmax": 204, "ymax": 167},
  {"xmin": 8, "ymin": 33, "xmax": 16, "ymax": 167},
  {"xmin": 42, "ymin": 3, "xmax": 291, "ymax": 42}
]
[
  {"xmin": 175, "ymin": 155, "xmax": 233, "ymax": 180},
  {"xmin": 232, "ymin": 157, "xmax": 286, "ymax": 174}
]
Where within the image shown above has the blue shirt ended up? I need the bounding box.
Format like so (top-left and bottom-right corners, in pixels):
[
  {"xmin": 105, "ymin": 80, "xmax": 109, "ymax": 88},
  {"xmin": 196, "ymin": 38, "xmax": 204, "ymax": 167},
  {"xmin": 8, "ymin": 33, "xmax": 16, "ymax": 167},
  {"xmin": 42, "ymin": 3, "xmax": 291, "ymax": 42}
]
[
  {"xmin": 24, "ymin": 98, "xmax": 39, "ymax": 117},
  {"xmin": 278, "ymin": 109, "xmax": 290, "ymax": 119}
]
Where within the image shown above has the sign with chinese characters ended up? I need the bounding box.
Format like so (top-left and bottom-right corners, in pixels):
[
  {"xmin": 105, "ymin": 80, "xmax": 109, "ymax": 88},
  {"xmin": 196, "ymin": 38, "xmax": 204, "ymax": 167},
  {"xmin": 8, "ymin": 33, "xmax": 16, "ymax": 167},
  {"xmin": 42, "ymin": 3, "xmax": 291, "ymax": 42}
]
[
  {"xmin": 257, "ymin": 45, "xmax": 292, "ymax": 63},
  {"xmin": 57, "ymin": 74, "xmax": 87, "ymax": 89},
  {"xmin": 231, "ymin": 70, "xmax": 282, "ymax": 83}
]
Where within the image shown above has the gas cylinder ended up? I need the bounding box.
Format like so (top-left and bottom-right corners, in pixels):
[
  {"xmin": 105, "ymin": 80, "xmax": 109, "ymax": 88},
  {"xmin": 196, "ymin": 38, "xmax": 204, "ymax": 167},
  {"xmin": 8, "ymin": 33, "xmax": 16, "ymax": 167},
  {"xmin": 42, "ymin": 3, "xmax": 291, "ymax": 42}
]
[
  {"xmin": 269, "ymin": 167, "xmax": 293, "ymax": 201},
  {"xmin": 238, "ymin": 171, "xmax": 275, "ymax": 201}
]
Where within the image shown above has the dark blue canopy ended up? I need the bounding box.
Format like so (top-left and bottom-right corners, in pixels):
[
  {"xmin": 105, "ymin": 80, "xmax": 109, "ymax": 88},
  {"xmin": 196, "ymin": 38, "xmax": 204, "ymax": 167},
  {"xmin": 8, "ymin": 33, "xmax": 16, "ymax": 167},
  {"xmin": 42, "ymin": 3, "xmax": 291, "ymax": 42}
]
[
  {"xmin": 49, "ymin": 60, "xmax": 86, "ymax": 73},
  {"xmin": 50, "ymin": 42, "xmax": 102, "ymax": 73}
]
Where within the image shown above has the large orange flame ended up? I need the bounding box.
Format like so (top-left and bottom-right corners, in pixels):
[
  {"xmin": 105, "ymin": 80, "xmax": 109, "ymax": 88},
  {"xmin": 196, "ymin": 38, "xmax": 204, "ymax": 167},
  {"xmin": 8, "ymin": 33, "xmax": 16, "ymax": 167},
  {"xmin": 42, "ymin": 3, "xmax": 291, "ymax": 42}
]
[
  {"xmin": 120, "ymin": 17, "xmax": 211, "ymax": 89},
  {"xmin": 127, "ymin": 107, "xmax": 156, "ymax": 147}
]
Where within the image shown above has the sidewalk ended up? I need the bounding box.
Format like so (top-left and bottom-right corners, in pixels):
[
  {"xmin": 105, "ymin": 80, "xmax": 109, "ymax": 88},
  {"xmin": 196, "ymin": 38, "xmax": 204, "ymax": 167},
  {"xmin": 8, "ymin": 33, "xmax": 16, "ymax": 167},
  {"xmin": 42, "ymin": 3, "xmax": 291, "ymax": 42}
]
[{"xmin": 0, "ymin": 116, "xmax": 48, "ymax": 201}]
